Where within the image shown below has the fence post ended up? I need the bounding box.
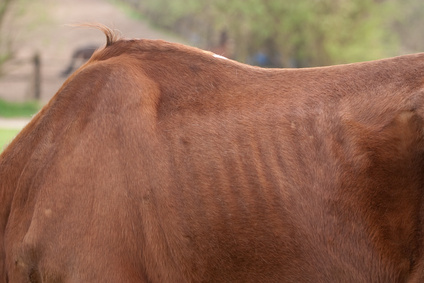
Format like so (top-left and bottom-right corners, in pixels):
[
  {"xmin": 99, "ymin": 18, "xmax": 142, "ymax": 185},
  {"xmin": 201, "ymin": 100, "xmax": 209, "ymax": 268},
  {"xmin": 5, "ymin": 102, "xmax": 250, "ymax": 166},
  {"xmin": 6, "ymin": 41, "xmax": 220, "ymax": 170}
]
[{"xmin": 32, "ymin": 52, "xmax": 41, "ymax": 100}]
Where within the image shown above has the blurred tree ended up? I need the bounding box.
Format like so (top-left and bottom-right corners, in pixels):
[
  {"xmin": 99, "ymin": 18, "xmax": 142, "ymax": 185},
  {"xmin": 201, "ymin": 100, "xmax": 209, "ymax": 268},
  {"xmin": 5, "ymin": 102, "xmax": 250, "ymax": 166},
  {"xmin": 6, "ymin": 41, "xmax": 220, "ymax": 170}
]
[
  {"xmin": 121, "ymin": 0, "xmax": 400, "ymax": 67},
  {"xmin": 0, "ymin": 0, "xmax": 15, "ymax": 69},
  {"xmin": 0, "ymin": 0, "xmax": 13, "ymax": 26},
  {"xmin": 391, "ymin": 0, "xmax": 424, "ymax": 54},
  {"xmin": 214, "ymin": 0, "xmax": 398, "ymax": 66}
]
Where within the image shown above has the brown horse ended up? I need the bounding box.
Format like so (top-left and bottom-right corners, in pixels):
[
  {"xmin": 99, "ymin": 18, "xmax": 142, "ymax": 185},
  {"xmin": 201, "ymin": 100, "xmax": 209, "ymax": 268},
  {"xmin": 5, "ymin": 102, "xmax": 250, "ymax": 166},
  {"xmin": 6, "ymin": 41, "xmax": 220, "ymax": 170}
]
[{"xmin": 2, "ymin": 25, "xmax": 424, "ymax": 282}]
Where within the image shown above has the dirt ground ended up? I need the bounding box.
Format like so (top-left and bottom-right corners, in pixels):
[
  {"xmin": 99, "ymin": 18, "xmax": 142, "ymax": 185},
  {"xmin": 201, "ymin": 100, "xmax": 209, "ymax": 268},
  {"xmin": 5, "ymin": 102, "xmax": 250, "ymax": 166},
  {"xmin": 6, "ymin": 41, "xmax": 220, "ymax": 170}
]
[{"xmin": 0, "ymin": 0, "xmax": 184, "ymax": 104}]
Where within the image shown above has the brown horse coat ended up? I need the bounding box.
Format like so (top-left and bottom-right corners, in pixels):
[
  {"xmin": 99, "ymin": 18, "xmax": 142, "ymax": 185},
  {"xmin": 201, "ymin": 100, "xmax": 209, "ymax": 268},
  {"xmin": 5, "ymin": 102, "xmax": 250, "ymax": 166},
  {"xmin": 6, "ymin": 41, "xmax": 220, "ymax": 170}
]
[{"xmin": 2, "ymin": 26, "xmax": 424, "ymax": 282}]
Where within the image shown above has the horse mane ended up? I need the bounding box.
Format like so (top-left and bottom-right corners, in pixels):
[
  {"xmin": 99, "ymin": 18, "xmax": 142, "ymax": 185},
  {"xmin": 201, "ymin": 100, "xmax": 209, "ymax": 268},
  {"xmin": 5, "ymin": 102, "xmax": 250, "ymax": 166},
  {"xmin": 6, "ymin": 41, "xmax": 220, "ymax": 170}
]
[{"xmin": 68, "ymin": 23, "xmax": 121, "ymax": 47}]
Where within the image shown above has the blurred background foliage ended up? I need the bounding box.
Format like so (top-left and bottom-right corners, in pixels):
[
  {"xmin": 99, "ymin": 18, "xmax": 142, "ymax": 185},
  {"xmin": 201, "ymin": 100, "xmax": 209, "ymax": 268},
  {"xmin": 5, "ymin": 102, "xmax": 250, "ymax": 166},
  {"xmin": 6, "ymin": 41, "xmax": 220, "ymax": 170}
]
[
  {"xmin": 120, "ymin": 0, "xmax": 422, "ymax": 67},
  {"xmin": 1, "ymin": 0, "xmax": 424, "ymax": 69},
  {"xmin": 0, "ymin": 0, "xmax": 14, "ymax": 68}
]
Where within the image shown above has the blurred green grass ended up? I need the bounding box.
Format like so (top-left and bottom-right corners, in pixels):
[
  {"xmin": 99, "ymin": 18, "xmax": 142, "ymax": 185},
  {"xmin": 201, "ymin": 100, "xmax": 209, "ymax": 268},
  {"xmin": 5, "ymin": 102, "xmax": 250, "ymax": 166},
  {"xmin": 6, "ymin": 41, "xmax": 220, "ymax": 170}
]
[
  {"xmin": 0, "ymin": 128, "xmax": 20, "ymax": 151},
  {"xmin": 0, "ymin": 98, "xmax": 40, "ymax": 118},
  {"xmin": 0, "ymin": 98, "xmax": 39, "ymax": 151}
]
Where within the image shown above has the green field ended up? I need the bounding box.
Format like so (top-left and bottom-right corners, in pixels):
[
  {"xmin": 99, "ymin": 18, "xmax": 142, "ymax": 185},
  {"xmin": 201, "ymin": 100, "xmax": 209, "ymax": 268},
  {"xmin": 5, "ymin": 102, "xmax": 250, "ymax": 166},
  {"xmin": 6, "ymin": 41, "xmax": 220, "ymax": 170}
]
[
  {"xmin": 0, "ymin": 99, "xmax": 39, "ymax": 118},
  {"xmin": 0, "ymin": 98, "xmax": 39, "ymax": 152},
  {"xmin": 0, "ymin": 128, "xmax": 20, "ymax": 151}
]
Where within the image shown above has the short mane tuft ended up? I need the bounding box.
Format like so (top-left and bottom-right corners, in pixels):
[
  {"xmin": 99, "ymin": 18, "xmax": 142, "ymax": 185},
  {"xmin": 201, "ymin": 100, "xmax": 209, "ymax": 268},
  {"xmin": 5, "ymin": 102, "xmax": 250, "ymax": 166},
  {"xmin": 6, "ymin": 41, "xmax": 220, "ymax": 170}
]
[
  {"xmin": 68, "ymin": 23, "xmax": 121, "ymax": 47},
  {"xmin": 98, "ymin": 24, "xmax": 120, "ymax": 47}
]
